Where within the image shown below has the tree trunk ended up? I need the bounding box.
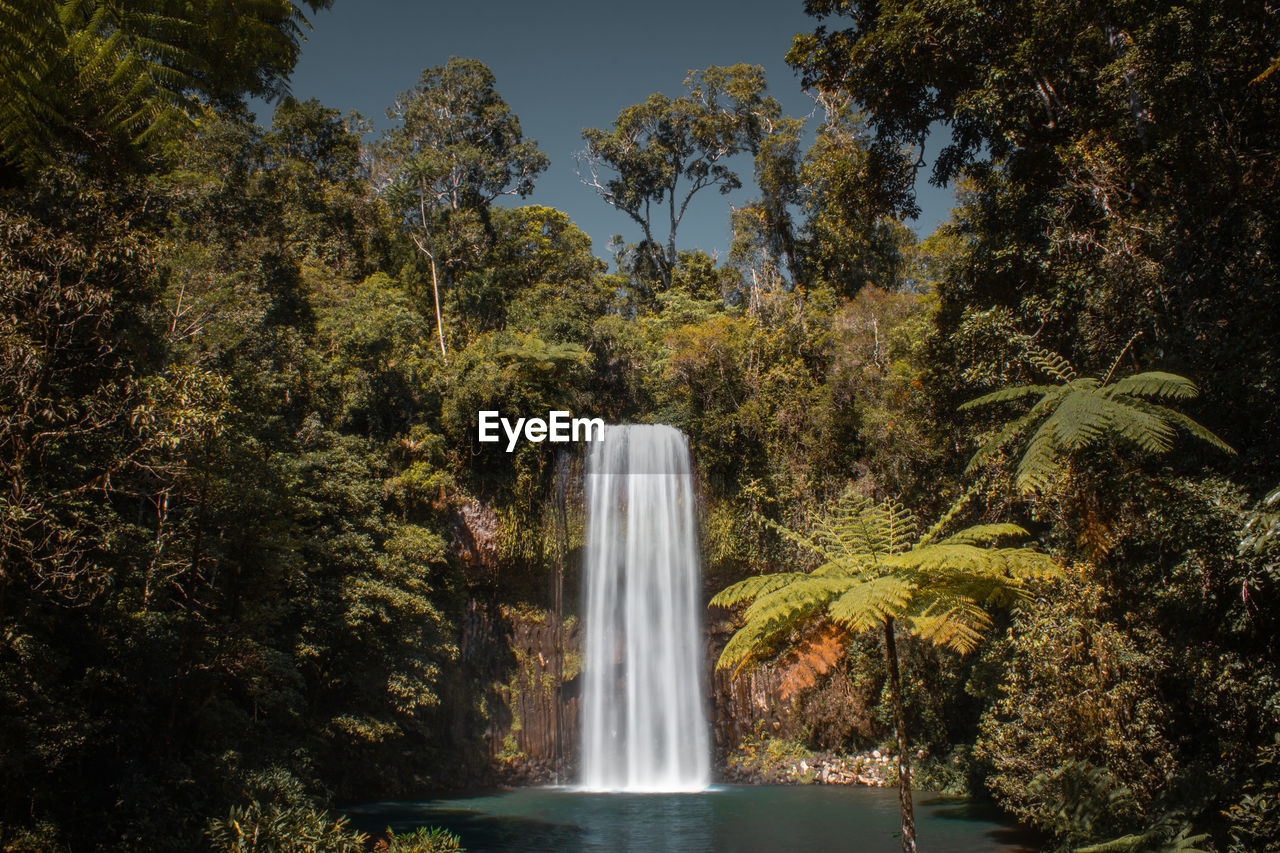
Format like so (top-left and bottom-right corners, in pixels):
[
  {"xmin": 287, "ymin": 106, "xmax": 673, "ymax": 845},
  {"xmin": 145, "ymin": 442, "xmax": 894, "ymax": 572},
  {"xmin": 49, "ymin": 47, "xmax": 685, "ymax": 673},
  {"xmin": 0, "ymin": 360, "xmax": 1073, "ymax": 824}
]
[
  {"xmin": 144, "ymin": 486, "xmax": 171, "ymax": 608},
  {"xmin": 429, "ymin": 253, "xmax": 447, "ymax": 362},
  {"xmin": 884, "ymin": 617, "xmax": 917, "ymax": 853}
]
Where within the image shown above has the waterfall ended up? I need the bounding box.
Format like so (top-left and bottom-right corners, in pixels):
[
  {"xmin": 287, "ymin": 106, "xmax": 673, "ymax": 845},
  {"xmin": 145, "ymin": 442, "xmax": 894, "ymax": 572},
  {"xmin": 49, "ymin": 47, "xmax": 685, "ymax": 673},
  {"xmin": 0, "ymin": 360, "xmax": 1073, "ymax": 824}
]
[{"xmin": 580, "ymin": 424, "xmax": 710, "ymax": 792}]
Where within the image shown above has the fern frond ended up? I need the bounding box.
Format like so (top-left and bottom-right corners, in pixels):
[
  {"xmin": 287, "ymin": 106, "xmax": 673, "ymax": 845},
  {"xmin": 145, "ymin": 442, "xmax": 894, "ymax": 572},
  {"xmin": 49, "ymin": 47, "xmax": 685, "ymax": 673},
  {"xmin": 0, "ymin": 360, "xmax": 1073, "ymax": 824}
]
[
  {"xmin": 1075, "ymin": 824, "xmax": 1210, "ymax": 853},
  {"xmin": 1130, "ymin": 402, "xmax": 1235, "ymax": 455},
  {"xmin": 1015, "ymin": 416, "xmax": 1061, "ymax": 493},
  {"xmin": 937, "ymin": 523, "xmax": 1028, "ymax": 545},
  {"xmin": 1106, "ymin": 398, "xmax": 1177, "ymax": 453},
  {"xmin": 964, "ymin": 393, "xmax": 1060, "ymax": 477},
  {"xmin": 1028, "ymin": 345, "xmax": 1077, "ymax": 382},
  {"xmin": 915, "ymin": 489, "xmax": 973, "ymax": 548},
  {"xmin": 811, "ymin": 495, "xmax": 911, "ymax": 560},
  {"xmin": 1044, "ymin": 390, "xmax": 1114, "ymax": 450},
  {"xmin": 890, "ymin": 543, "xmax": 1047, "ymax": 583},
  {"xmin": 0, "ymin": 0, "xmax": 204, "ymax": 174},
  {"xmin": 908, "ymin": 595, "xmax": 993, "ymax": 653},
  {"xmin": 709, "ymin": 572, "xmax": 807, "ymax": 609},
  {"xmin": 812, "ymin": 555, "xmax": 875, "ymax": 577},
  {"xmin": 964, "ymin": 335, "xmax": 1233, "ymax": 496},
  {"xmin": 1108, "ymin": 371, "xmax": 1198, "ymax": 400},
  {"xmin": 717, "ymin": 577, "xmax": 844, "ymax": 674},
  {"xmin": 760, "ymin": 514, "xmax": 828, "ymax": 560},
  {"xmin": 774, "ymin": 623, "xmax": 850, "ymax": 701},
  {"xmin": 738, "ymin": 575, "xmax": 848, "ymax": 628},
  {"xmin": 959, "ymin": 384, "xmax": 1056, "ymax": 410},
  {"xmin": 827, "ymin": 575, "xmax": 914, "ymax": 632},
  {"xmin": 1100, "ymin": 332, "xmax": 1140, "ymax": 385}
]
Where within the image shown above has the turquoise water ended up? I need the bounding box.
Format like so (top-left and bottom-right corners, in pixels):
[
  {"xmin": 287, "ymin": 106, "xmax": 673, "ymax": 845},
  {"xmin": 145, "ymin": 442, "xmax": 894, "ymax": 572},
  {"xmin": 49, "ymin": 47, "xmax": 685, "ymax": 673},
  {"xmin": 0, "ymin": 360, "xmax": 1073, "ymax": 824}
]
[{"xmin": 347, "ymin": 785, "xmax": 1035, "ymax": 852}]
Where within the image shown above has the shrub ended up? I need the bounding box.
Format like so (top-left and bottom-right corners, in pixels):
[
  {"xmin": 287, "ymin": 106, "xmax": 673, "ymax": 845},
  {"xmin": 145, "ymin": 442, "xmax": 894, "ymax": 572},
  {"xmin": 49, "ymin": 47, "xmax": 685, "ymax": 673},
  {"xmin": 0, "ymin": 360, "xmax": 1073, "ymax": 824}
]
[
  {"xmin": 206, "ymin": 802, "xmax": 366, "ymax": 853},
  {"xmin": 373, "ymin": 826, "xmax": 466, "ymax": 852},
  {"xmin": 975, "ymin": 575, "xmax": 1177, "ymax": 839}
]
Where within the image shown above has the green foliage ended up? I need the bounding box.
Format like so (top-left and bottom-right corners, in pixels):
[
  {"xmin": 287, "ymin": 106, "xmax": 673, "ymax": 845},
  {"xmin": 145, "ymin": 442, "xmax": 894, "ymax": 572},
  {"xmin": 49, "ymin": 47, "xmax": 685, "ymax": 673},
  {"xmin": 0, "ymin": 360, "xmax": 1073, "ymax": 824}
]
[
  {"xmin": 5, "ymin": 4, "xmax": 1279, "ymax": 851},
  {"xmin": 0, "ymin": 821, "xmax": 65, "ymax": 853},
  {"xmin": 726, "ymin": 731, "xmax": 818, "ymax": 785},
  {"xmin": 713, "ymin": 494, "xmax": 1058, "ymax": 672},
  {"xmin": 376, "ymin": 57, "xmax": 548, "ymax": 360},
  {"xmin": 975, "ymin": 576, "xmax": 1179, "ymax": 843},
  {"xmin": 1075, "ymin": 814, "xmax": 1210, "ymax": 853},
  {"xmin": 580, "ymin": 64, "xmax": 783, "ymax": 289},
  {"xmin": 792, "ymin": 0, "xmax": 1280, "ymax": 480},
  {"xmin": 379, "ymin": 58, "xmax": 547, "ymax": 216},
  {"xmin": 0, "ymin": 0, "xmax": 196, "ymax": 174},
  {"xmin": 1224, "ymin": 735, "xmax": 1280, "ymax": 853},
  {"xmin": 205, "ymin": 803, "xmax": 366, "ymax": 853},
  {"xmin": 796, "ymin": 91, "xmax": 916, "ymax": 296},
  {"xmin": 373, "ymin": 826, "xmax": 465, "ymax": 853},
  {"xmin": 1028, "ymin": 760, "xmax": 1142, "ymax": 848},
  {"xmin": 0, "ymin": 0, "xmax": 332, "ymax": 176},
  {"xmin": 265, "ymin": 97, "xmax": 378, "ymax": 273},
  {"xmin": 963, "ymin": 343, "xmax": 1232, "ymax": 494},
  {"xmin": 1240, "ymin": 484, "xmax": 1280, "ymax": 560}
]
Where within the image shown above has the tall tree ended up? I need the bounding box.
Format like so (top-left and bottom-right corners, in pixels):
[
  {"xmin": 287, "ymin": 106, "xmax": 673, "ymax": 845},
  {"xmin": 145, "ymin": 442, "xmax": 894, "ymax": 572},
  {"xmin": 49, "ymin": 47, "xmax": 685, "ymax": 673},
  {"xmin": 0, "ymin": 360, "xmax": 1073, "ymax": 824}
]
[
  {"xmin": 713, "ymin": 494, "xmax": 1058, "ymax": 853},
  {"xmin": 264, "ymin": 96, "xmax": 378, "ymax": 273},
  {"xmin": 788, "ymin": 0, "xmax": 1280, "ymax": 477},
  {"xmin": 579, "ymin": 64, "xmax": 783, "ymax": 290},
  {"xmin": 376, "ymin": 57, "xmax": 548, "ymax": 361},
  {"xmin": 798, "ymin": 90, "xmax": 916, "ymax": 297}
]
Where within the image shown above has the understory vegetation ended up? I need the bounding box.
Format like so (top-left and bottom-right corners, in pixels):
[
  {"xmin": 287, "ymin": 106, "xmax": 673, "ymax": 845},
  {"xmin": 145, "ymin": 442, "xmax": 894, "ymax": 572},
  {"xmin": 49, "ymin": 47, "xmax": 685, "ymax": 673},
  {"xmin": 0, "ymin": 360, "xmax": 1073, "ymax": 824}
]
[{"xmin": 1, "ymin": 1, "xmax": 1277, "ymax": 852}]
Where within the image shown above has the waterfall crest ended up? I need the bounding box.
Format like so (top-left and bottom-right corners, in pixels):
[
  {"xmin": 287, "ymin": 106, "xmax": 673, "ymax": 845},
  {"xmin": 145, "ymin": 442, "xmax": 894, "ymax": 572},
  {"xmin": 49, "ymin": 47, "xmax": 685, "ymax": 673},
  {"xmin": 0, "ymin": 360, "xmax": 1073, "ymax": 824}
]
[{"xmin": 580, "ymin": 424, "xmax": 710, "ymax": 792}]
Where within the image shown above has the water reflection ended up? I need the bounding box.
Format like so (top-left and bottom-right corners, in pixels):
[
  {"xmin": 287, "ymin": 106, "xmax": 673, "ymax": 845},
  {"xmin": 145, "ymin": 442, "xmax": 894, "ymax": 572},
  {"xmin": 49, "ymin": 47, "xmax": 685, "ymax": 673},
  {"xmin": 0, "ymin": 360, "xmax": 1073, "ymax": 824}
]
[{"xmin": 346, "ymin": 786, "xmax": 1033, "ymax": 853}]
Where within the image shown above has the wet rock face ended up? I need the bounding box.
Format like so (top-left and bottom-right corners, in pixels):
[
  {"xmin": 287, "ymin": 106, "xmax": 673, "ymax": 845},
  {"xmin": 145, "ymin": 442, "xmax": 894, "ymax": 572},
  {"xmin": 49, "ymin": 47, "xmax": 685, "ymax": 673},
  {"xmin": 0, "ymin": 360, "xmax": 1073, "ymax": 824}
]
[
  {"xmin": 476, "ymin": 605, "xmax": 580, "ymax": 783},
  {"xmin": 706, "ymin": 609, "xmax": 801, "ymax": 752},
  {"xmin": 451, "ymin": 499, "xmax": 500, "ymax": 583},
  {"xmin": 505, "ymin": 611, "xmax": 581, "ymax": 767},
  {"xmin": 482, "ymin": 605, "xmax": 837, "ymax": 785},
  {"xmin": 477, "ymin": 598, "xmax": 885, "ymax": 787}
]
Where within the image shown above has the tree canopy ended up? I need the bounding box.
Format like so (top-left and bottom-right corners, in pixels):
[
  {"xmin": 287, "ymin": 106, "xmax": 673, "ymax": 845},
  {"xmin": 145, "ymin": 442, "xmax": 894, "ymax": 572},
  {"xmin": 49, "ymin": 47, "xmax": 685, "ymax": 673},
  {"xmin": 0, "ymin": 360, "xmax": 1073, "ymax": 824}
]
[{"xmin": 579, "ymin": 64, "xmax": 783, "ymax": 290}]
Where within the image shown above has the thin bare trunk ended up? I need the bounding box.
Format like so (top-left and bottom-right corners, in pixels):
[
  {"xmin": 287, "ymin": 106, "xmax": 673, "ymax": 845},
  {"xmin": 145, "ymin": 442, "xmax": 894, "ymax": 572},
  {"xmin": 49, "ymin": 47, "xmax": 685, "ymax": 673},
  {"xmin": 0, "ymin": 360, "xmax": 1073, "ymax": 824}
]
[
  {"xmin": 429, "ymin": 253, "xmax": 447, "ymax": 362},
  {"xmin": 885, "ymin": 617, "xmax": 917, "ymax": 853},
  {"xmin": 416, "ymin": 187, "xmax": 448, "ymax": 363},
  {"xmin": 144, "ymin": 487, "xmax": 170, "ymax": 608}
]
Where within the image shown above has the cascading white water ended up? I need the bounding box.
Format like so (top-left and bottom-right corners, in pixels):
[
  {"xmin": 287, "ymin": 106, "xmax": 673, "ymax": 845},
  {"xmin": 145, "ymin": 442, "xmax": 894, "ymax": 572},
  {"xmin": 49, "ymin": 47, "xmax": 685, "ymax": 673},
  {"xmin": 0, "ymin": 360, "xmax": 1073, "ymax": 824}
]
[{"xmin": 580, "ymin": 424, "xmax": 710, "ymax": 792}]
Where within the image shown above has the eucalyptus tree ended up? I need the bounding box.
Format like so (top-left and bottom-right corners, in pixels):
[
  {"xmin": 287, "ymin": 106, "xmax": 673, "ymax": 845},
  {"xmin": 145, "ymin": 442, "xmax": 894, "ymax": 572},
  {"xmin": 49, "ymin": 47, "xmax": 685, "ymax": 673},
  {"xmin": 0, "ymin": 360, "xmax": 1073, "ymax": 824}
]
[
  {"xmin": 713, "ymin": 494, "xmax": 1059, "ymax": 853},
  {"xmin": 798, "ymin": 90, "xmax": 917, "ymax": 297},
  {"xmin": 579, "ymin": 64, "xmax": 783, "ymax": 291},
  {"xmin": 376, "ymin": 58, "xmax": 548, "ymax": 360}
]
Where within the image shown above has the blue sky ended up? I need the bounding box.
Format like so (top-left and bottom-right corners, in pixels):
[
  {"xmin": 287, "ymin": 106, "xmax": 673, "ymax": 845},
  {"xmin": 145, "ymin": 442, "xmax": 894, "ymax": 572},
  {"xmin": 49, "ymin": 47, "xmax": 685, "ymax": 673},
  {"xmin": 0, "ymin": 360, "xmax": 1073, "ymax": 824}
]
[{"xmin": 267, "ymin": 0, "xmax": 955, "ymax": 263}]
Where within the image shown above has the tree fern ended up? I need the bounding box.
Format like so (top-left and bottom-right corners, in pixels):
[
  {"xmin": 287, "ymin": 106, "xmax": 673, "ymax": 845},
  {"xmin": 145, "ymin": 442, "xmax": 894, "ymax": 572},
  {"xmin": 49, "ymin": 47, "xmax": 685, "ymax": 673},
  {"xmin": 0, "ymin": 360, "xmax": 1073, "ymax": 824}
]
[
  {"xmin": 495, "ymin": 336, "xmax": 591, "ymax": 373},
  {"xmin": 961, "ymin": 344, "xmax": 1233, "ymax": 494},
  {"xmin": 1075, "ymin": 816, "xmax": 1210, "ymax": 853},
  {"xmin": 0, "ymin": 0, "xmax": 199, "ymax": 173},
  {"xmin": 0, "ymin": 0, "xmax": 329, "ymax": 175},
  {"xmin": 712, "ymin": 494, "xmax": 1057, "ymax": 671},
  {"xmin": 711, "ymin": 492, "xmax": 1060, "ymax": 853}
]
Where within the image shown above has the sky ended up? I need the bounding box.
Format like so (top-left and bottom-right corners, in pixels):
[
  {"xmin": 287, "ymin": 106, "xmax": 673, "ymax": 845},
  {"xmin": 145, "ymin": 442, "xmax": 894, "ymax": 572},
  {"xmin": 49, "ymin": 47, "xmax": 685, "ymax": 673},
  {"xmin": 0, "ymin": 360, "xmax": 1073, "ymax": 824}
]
[{"xmin": 263, "ymin": 0, "xmax": 956, "ymax": 264}]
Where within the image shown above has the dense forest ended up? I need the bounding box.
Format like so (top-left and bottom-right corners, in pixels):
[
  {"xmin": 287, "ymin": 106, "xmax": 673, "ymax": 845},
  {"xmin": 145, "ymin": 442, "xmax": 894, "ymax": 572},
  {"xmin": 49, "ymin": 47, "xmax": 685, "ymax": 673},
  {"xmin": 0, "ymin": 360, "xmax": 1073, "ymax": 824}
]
[{"xmin": 1, "ymin": 1, "xmax": 1278, "ymax": 852}]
